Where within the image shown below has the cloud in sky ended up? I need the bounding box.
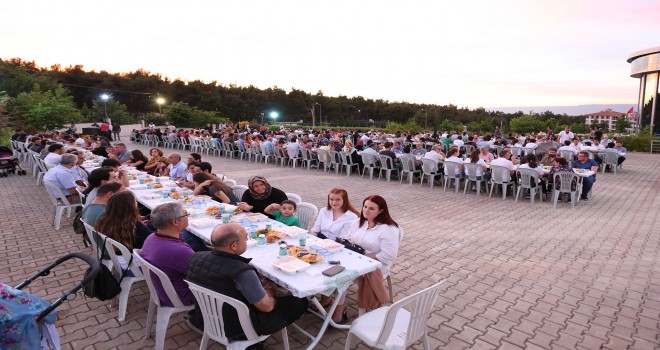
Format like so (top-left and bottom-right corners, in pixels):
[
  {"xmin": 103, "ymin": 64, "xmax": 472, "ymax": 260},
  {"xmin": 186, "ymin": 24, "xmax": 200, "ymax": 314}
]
[{"xmin": 1, "ymin": 0, "xmax": 657, "ymax": 108}]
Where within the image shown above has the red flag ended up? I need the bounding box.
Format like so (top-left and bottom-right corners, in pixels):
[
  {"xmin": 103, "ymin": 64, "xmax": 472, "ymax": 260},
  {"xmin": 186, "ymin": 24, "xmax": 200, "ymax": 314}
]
[{"xmin": 627, "ymin": 107, "xmax": 634, "ymax": 114}]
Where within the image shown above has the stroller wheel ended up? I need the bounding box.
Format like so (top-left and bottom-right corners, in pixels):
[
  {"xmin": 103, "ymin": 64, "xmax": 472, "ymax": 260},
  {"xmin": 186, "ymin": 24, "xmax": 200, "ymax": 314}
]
[{"xmin": 20, "ymin": 170, "xmax": 27, "ymax": 175}]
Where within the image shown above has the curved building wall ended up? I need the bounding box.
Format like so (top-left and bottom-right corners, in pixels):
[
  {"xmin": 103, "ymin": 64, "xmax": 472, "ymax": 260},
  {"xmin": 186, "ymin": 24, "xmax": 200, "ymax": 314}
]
[{"xmin": 628, "ymin": 47, "xmax": 660, "ymax": 134}]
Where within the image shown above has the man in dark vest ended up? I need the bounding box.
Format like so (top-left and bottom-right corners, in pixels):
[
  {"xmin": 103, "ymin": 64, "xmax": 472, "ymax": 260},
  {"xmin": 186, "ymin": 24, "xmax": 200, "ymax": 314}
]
[{"xmin": 187, "ymin": 223, "xmax": 308, "ymax": 346}]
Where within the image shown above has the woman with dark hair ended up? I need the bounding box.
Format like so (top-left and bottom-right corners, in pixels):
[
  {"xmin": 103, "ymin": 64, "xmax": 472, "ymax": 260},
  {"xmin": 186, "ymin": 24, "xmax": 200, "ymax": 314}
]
[
  {"xmin": 310, "ymin": 188, "xmax": 359, "ymax": 240},
  {"xmin": 519, "ymin": 153, "xmax": 545, "ymax": 184},
  {"xmin": 464, "ymin": 148, "xmax": 490, "ymax": 180},
  {"xmin": 237, "ymin": 176, "xmax": 288, "ymax": 216},
  {"xmin": 126, "ymin": 150, "xmax": 149, "ymax": 170},
  {"xmin": 94, "ymin": 191, "xmax": 152, "ymax": 250},
  {"xmin": 144, "ymin": 148, "xmax": 165, "ymax": 174},
  {"xmin": 330, "ymin": 195, "xmax": 400, "ymax": 323},
  {"xmin": 192, "ymin": 172, "xmax": 239, "ymax": 204}
]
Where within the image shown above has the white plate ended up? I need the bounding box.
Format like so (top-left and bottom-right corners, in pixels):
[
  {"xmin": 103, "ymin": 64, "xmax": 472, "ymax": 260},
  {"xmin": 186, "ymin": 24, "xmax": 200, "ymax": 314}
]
[
  {"xmin": 271, "ymin": 256, "xmax": 310, "ymax": 274},
  {"xmin": 189, "ymin": 218, "xmax": 218, "ymax": 228},
  {"xmin": 277, "ymin": 226, "xmax": 309, "ymax": 237}
]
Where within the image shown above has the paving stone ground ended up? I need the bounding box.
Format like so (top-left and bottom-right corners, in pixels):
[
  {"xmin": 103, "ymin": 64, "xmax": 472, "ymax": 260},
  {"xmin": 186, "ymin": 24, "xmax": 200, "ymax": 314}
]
[{"xmin": 2, "ymin": 139, "xmax": 659, "ymax": 350}]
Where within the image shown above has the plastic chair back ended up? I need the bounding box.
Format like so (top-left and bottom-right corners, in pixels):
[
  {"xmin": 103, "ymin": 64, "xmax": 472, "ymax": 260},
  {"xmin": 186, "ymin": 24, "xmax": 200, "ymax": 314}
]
[
  {"xmin": 360, "ymin": 280, "xmax": 446, "ymax": 349},
  {"xmin": 231, "ymin": 185, "xmax": 248, "ymax": 200},
  {"xmin": 463, "ymin": 162, "xmax": 482, "ymax": 181},
  {"xmin": 295, "ymin": 202, "xmax": 318, "ymax": 230},
  {"xmin": 559, "ymin": 150, "xmax": 574, "ymax": 161},
  {"xmin": 185, "ymin": 281, "xmax": 268, "ymax": 347},
  {"xmin": 285, "ymin": 193, "xmax": 302, "ymax": 204},
  {"xmin": 443, "ymin": 161, "xmax": 462, "ymax": 177},
  {"xmin": 489, "ymin": 164, "xmax": 510, "ymax": 183},
  {"xmin": 223, "ymin": 179, "xmax": 237, "ymax": 187},
  {"xmin": 600, "ymin": 152, "xmax": 618, "ymax": 173}
]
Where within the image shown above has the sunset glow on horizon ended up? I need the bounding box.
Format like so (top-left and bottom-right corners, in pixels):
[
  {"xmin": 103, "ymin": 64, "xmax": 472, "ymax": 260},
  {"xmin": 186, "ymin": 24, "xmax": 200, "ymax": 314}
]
[{"xmin": 2, "ymin": 0, "xmax": 658, "ymax": 109}]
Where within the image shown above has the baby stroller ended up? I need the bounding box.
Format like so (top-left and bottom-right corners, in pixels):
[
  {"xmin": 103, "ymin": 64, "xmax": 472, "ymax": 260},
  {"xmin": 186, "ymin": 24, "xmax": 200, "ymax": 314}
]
[
  {"xmin": 0, "ymin": 145, "xmax": 26, "ymax": 177},
  {"xmin": 2, "ymin": 253, "xmax": 100, "ymax": 349}
]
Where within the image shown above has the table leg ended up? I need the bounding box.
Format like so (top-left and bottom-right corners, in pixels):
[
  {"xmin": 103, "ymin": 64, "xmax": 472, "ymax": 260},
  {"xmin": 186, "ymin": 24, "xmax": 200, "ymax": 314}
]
[{"xmin": 304, "ymin": 290, "xmax": 350, "ymax": 349}]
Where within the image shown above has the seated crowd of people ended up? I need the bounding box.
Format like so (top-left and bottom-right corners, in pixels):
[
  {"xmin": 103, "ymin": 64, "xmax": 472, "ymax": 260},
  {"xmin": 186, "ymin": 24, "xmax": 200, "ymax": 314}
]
[{"xmin": 17, "ymin": 121, "xmax": 628, "ymax": 348}]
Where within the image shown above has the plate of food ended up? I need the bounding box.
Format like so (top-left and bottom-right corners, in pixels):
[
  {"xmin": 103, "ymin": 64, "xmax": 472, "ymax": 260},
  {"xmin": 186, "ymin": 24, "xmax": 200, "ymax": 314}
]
[
  {"xmin": 271, "ymin": 256, "xmax": 310, "ymax": 274},
  {"xmin": 152, "ymin": 183, "xmax": 164, "ymax": 189},
  {"xmin": 314, "ymin": 239, "xmax": 344, "ymax": 253},
  {"xmin": 205, "ymin": 205, "xmax": 221, "ymax": 216},
  {"xmin": 131, "ymin": 184, "xmax": 147, "ymax": 190},
  {"xmin": 168, "ymin": 192, "xmax": 183, "ymax": 200},
  {"xmin": 277, "ymin": 226, "xmax": 308, "ymax": 237},
  {"xmin": 287, "ymin": 246, "xmax": 323, "ymax": 263},
  {"xmin": 143, "ymin": 193, "xmax": 161, "ymax": 200}
]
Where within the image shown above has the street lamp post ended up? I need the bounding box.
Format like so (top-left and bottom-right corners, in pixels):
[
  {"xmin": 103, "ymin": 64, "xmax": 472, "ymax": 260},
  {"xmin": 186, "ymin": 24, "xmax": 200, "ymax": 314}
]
[
  {"xmin": 315, "ymin": 103, "xmax": 322, "ymax": 126},
  {"xmin": 261, "ymin": 113, "xmax": 265, "ymax": 125},
  {"xmin": 156, "ymin": 97, "xmax": 165, "ymax": 115},
  {"xmin": 421, "ymin": 108, "xmax": 428, "ymax": 130},
  {"xmin": 100, "ymin": 94, "xmax": 109, "ymax": 120}
]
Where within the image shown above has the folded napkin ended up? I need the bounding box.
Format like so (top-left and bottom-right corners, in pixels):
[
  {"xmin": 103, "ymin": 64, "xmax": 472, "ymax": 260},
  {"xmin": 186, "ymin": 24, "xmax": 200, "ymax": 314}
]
[
  {"xmin": 131, "ymin": 184, "xmax": 147, "ymax": 190},
  {"xmin": 143, "ymin": 193, "xmax": 161, "ymax": 199}
]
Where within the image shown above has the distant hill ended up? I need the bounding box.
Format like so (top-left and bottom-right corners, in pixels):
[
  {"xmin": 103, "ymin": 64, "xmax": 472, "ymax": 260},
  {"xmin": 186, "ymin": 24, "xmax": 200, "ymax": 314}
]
[{"xmin": 487, "ymin": 104, "xmax": 636, "ymax": 116}]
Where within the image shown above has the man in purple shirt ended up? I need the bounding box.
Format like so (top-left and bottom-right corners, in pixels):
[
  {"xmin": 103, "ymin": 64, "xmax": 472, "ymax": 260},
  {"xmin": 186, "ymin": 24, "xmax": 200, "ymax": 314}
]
[{"xmin": 140, "ymin": 202, "xmax": 195, "ymax": 307}]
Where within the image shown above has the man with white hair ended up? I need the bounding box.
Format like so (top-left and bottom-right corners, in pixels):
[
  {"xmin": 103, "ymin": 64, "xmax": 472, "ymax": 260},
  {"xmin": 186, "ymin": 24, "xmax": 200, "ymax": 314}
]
[
  {"xmin": 166, "ymin": 152, "xmax": 187, "ymax": 180},
  {"xmin": 43, "ymin": 153, "xmax": 81, "ymax": 202}
]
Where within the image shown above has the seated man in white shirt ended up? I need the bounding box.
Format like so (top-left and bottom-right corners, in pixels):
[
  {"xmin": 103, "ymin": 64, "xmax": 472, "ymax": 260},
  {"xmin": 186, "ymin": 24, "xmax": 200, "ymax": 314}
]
[
  {"xmin": 43, "ymin": 153, "xmax": 81, "ymax": 203},
  {"xmin": 423, "ymin": 144, "xmax": 445, "ymax": 164},
  {"xmin": 166, "ymin": 152, "xmax": 187, "ymax": 180},
  {"xmin": 490, "ymin": 149, "xmax": 517, "ymax": 182},
  {"xmin": 44, "ymin": 143, "xmax": 66, "ymax": 169},
  {"xmin": 557, "ymin": 140, "xmax": 577, "ymax": 155}
]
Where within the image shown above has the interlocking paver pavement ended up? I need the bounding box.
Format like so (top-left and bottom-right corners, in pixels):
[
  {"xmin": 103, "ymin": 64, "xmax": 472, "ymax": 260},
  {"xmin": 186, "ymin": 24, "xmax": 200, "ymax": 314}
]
[{"xmin": 2, "ymin": 139, "xmax": 659, "ymax": 350}]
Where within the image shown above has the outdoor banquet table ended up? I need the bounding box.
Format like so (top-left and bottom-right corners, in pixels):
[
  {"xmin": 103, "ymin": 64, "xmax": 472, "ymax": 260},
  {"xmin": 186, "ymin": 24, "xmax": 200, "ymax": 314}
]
[{"xmin": 127, "ymin": 179, "xmax": 382, "ymax": 349}]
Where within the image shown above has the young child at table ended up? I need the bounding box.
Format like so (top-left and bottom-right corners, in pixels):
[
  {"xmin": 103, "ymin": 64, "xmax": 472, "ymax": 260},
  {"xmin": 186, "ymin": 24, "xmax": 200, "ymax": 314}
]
[{"xmin": 265, "ymin": 200, "xmax": 301, "ymax": 227}]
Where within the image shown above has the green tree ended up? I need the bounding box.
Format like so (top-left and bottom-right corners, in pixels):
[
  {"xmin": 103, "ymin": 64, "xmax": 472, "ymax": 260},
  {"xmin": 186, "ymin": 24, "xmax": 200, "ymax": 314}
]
[
  {"xmin": 570, "ymin": 122, "xmax": 589, "ymax": 134},
  {"xmin": 11, "ymin": 84, "xmax": 81, "ymax": 131},
  {"xmin": 163, "ymin": 101, "xmax": 221, "ymax": 128},
  {"xmin": 509, "ymin": 115, "xmax": 540, "ymax": 133},
  {"xmin": 91, "ymin": 97, "xmax": 131, "ymax": 124},
  {"xmin": 615, "ymin": 116, "xmax": 631, "ymax": 133},
  {"xmin": 467, "ymin": 118, "xmax": 495, "ymax": 132},
  {"xmin": 438, "ymin": 119, "xmax": 462, "ymax": 132}
]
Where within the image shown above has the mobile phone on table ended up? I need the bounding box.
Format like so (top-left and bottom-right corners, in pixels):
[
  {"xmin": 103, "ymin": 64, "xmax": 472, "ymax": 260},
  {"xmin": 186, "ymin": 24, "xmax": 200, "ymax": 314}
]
[{"xmin": 322, "ymin": 265, "xmax": 345, "ymax": 277}]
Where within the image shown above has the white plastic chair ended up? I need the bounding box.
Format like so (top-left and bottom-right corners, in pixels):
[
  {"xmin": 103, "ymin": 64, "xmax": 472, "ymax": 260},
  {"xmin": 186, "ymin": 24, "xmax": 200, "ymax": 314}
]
[
  {"xmin": 300, "ymin": 148, "xmax": 317, "ymax": 170},
  {"xmin": 514, "ymin": 169, "xmax": 543, "ymax": 205},
  {"xmin": 442, "ymin": 161, "xmax": 462, "ymax": 192},
  {"xmin": 95, "ymin": 231, "xmax": 145, "ymax": 321},
  {"xmin": 232, "ymin": 185, "xmax": 248, "ymax": 201},
  {"xmin": 399, "ymin": 158, "xmax": 420, "ymax": 185},
  {"xmin": 419, "ymin": 158, "xmax": 439, "ymax": 188},
  {"xmin": 223, "ymin": 179, "xmax": 237, "ymax": 188},
  {"xmin": 341, "ymin": 151, "xmax": 360, "ymax": 177},
  {"xmin": 385, "ymin": 226, "xmax": 405, "ymax": 303},
  {"xmin": 360, "ymin": 153, "xmax": 380, "ymax": 180},
  {"xmin": 81, "ymin": 221, "xmax": 110, "ymax": 267},
  {"xmin": 378, "ymin": 155, "xmax": 400, "ymax": 182},
  {"xmin": 345, "ymin": 280, "xmax": 446, "ymax": 350},
  {"xmin": 185, "ymin": 281, "xmax": 290, "ymax": 350},
  {"xmin": 558, "ymin": 150, "xmax": 574, "ymax": 162},
  {"xmin": 285, "ymin": 192, "xmax": 302, "ymax": 204},
  {"xmin": 552, "ymin": 172, "xmax": 583, "ymax": 208},
  {"xmin": 327, "ymin": 150, "xmax": 343, "ymax": 175},
  {"xmin": 489, "ymin": 165, "xmax": 515, "ymax": 200},
  {"xmin": 286, "ymin": 146, "xmax": 302, "ymax": 168},
  {"xmin": 463, "ymin": 163, "xmax": 487, "ymax": 196},
  {"xmin": 600, "ymin": 152, "xmax": 619, "ymax": 174},
  {"xmin": 295, "ymin": 202, "xmax": 318, "ymax": 230},
  {"xmin": 316, "ymin": 149, "xmax": 330, "ymax": 172},
  {"xmin": 133, "ymin": 249, "xmax": 195, "ymax": 350},
  {"xmin": 43, "ymin": 181, "xmax": 82, "ymax": 230},
  {"xmin": 36, "ymin": 156, "xmax": 49, "ymax": 186}
]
